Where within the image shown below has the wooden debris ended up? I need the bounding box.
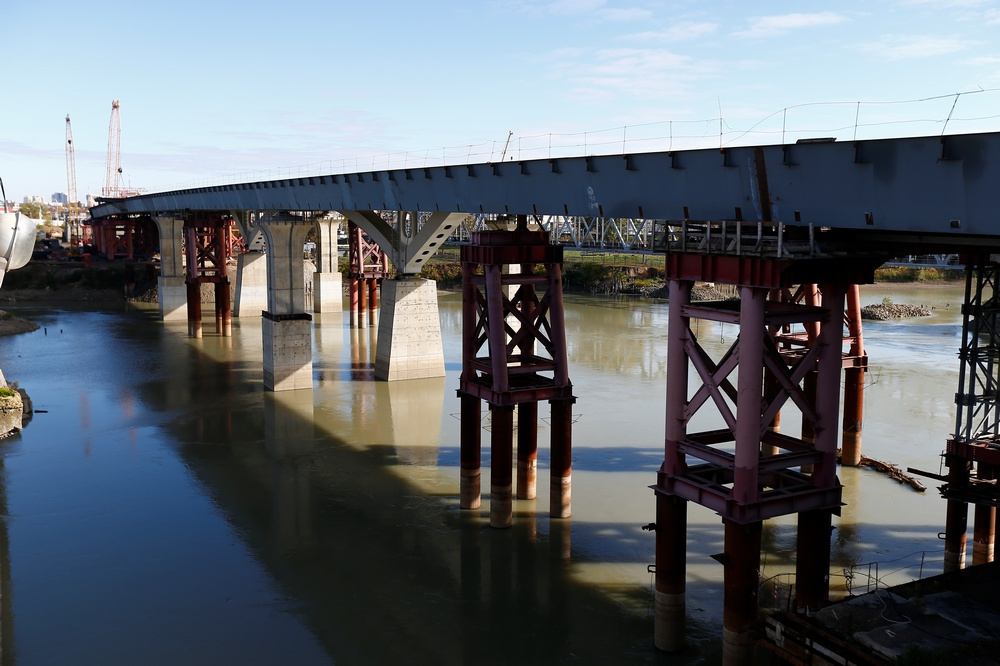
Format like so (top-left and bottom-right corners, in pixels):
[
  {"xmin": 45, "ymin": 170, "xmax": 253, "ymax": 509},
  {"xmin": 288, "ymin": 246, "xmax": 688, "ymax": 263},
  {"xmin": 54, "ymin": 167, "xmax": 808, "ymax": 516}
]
[{"xmin": 857, "ymin": 455, "xmax": 926, "ymax": 492}]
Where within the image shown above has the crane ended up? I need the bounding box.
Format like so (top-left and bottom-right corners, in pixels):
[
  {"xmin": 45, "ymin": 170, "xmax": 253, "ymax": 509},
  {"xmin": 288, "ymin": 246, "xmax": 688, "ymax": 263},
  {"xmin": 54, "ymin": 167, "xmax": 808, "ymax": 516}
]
[
  {"xmin": 65, "ymin": 114, "xmax": 78, "ymax": 245},
  {"xmin": 103, "ymin": 100, "xmax": 122, "ymax": 198}
]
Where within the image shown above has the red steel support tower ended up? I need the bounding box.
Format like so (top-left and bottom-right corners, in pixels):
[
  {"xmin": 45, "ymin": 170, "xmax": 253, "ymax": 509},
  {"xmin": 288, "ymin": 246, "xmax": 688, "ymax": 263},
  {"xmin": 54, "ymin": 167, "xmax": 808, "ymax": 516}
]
[
  {"xmin": 184, "ymin": 213, "xmax": 234, "ymax": 338},
  {"xmin": 653, "ymin": 248, "xmax": 878, "ymax": 663},
  {"xmin": 458, "ymin": 215, "xmax": 575, "ymax": 528},
  {"xmin": 347, "ymin": 221, "xmax": 388, "ymax": 325}
]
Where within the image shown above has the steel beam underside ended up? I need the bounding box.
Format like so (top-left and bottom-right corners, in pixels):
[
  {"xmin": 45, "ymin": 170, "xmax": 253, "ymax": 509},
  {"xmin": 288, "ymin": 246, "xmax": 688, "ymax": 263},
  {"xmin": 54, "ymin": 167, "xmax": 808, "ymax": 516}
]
[{"xmin": 90, "ymin": 132, "xmax": 1000, "ymax": 245}]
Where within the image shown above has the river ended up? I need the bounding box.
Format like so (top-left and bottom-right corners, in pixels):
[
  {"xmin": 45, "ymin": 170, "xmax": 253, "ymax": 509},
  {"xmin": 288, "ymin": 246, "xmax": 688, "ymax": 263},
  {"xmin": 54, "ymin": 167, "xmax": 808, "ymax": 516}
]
[{"xmin": 0, "ymin": 282, "xmax": 967, "ymax": 664}]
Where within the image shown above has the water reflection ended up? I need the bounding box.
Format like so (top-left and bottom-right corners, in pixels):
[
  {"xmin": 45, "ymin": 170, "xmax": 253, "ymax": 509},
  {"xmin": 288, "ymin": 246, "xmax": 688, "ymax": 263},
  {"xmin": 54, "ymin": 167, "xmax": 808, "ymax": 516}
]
[{"xmin": 0, "ymin": 282, "xmax": 972, "ymax": 663}]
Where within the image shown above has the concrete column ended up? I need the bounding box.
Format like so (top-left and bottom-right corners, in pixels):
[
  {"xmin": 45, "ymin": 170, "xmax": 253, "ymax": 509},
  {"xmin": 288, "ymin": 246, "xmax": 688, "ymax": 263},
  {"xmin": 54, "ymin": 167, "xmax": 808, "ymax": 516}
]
[
  {"xmin": 374, "ymin": 276, "xmax": 445, "ymax": 381},
  {"xmin": 260, "ymin": 217, "xmax": 314, "ymax": 392},
  {"xmin": 153, "ymin": 216, "xmax": 187, "ymax": 321},
  {"xmin": 313, "ymin": 216, "xmax": 343, "ymax": 313},
  {"xmin": 234, "ymin": 252, "xmax": 268, "ymax": 317}
]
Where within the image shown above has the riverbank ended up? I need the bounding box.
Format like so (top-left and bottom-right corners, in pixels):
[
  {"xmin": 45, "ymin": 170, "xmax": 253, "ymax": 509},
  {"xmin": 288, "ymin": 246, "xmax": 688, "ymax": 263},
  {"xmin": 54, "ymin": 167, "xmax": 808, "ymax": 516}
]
[{"xmin": 0, "ymin": 310, "xmax": 40, "ymax": 336}]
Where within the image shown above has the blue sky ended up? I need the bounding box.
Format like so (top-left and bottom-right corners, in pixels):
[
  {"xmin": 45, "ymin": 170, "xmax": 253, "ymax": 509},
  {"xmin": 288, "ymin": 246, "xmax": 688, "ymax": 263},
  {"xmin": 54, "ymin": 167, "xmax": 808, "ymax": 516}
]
[{"xmin": 4, "ymin": 0, "xmax": 1000, "ymax": 203}]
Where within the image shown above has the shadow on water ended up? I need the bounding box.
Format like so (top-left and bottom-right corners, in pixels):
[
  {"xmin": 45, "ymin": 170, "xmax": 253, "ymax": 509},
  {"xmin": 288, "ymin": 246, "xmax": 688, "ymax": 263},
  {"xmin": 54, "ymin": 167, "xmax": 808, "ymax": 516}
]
[{"xmin": 0, "ymin": 299, "xmax": 967, "ymax": 664}]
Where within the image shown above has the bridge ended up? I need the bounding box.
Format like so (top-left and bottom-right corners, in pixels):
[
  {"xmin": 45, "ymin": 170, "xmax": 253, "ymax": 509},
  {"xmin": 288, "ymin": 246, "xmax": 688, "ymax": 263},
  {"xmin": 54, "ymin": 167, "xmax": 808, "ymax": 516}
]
[{"xmin": 89, "ymin": 130, "xmax": 1000, "ymax": 663}]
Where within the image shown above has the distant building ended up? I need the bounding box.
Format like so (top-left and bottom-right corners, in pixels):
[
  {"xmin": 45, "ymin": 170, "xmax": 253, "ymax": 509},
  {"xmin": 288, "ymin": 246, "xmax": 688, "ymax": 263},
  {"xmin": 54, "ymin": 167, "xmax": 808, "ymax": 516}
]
[
  {"xmin": 22, "ymin": 195, "xmax": 45, "ymax": 204},
  {"xmin": 52, "ymin": 193, "xmax": 68, "ymax": 205}
]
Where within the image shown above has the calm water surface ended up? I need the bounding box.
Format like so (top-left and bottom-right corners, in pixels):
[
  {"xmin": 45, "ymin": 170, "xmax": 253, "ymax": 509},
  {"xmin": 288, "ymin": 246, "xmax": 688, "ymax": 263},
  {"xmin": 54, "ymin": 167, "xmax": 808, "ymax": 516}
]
[{"xmin": 0, "ymin": 283, "xmax": 967, "ymax": 664}]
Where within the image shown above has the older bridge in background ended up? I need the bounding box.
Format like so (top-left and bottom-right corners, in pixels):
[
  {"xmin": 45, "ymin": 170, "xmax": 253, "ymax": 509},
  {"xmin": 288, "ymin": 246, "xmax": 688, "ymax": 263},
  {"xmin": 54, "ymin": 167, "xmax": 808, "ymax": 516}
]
[{"xmin": 90, "ymin": 130, "xmax": 1000, "ymax": 664}]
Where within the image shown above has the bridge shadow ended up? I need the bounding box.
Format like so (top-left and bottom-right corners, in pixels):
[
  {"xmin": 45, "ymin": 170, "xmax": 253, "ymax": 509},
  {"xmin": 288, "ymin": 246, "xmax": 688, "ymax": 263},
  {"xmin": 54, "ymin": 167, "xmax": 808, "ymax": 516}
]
[{"xmin": 18, "ymin": 304, "xmax": 951, "ymax": 664}]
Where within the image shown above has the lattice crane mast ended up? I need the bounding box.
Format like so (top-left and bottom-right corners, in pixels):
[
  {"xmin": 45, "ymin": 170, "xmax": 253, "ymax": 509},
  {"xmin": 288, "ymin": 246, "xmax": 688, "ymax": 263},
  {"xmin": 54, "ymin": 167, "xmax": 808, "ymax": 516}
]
[
  {"xmin": 65, "ymin": 114, "xmax": 78, "ymax": 244},
  {"xmin": 103, "ymin": 100, "xmax": 122, "ymax": 198}
]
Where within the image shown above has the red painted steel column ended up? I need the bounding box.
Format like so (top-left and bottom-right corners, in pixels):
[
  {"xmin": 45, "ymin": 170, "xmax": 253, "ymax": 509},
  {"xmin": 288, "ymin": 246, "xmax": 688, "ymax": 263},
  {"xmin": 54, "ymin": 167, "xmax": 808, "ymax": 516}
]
[
  {"xmin": 944, "ymin": 457, "xmax": 970, "ymax": 572},
  {"xmin": 186, "ymin": 282, "xmax": 202, "ymax": 339},
  {"xmin": 655, "ymin": 277, "xmax": 692, "ymax": 652},
  {"xmin": 349, "ymin": 278, "xmax": 359, "ymax": 326},
  {"xmin": 722, "ymin": 519, "xmax": 762, "ymax": 666},
  {"xmin": 973, "ymin": 464, "xmax": 996, "ymax": 565},
  {"xmin": 842, "ymin": 284, "xmax": 865, "ymax": 466},
  {"xmin": 215, "ymin": 280, "xmax": 232, "ymax": 337},
  {"xmin": 460, "ymin": 392, "xmax": 482, "ymax": 510},
  {"xmin": 796, "ymin": 509, "xmax": 832, "ymax": 610},
  {"xmin": 367, "ymin": 278, "xmax": 378, "ymax": 320},
  {"xmin": 490, "ymin": 405, "xmax": 515, "ymax": 529},
  {"xmin": 357, "ymin": 276, "xmax": 367, "ymax": 324},
  {"xmin": 550, "ymin": 398, "xmax": 573, "ymax": 518},
  {"xmin": 654, "ymin": 494, "xmax": 687, "ymax": 652},
  {"xmin": 664, "ymin": 279, "xmax": 691, "ymax": 477},
  {"xmin": 517, "ymin": 401, "xmax": 538, "ymax": 500},
  {"xmin": 814, "ymin": 283, "xmax": 847, "ymax": 487},
  {"xmin": 733, "ymin": 286, "xmax": 765, "ymax": 504}
]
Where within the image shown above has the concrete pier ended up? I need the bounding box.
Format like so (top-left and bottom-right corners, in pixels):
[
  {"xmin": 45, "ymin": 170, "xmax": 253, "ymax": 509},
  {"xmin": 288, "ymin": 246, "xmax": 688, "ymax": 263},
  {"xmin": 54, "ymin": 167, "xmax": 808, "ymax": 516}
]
[
  {"xmin": 260, "ymin": 215, "xmax": 314, "ymax": 392},
  {"xmin": 153, "ymin": 216, "xmax": 187, "ymax": 321},
  {"xmin": 234, "ymin": 252, "xmax": 268, "ymax": 317},
  {"xmin": 374, "ymin": 277, "xmax": 445, "ymax": 381},
  {"xmin": 313, "ymin": 216, "xmax": 343, "ymax": 313}
]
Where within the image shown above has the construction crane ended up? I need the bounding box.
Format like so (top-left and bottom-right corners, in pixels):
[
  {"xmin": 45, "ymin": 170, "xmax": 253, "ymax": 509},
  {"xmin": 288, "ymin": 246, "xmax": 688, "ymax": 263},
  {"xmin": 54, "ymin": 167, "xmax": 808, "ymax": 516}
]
[
  {"xmin": 103, "ymin": 100, "xmax": 122, "ymax": 198},
  {"xmin": 65, "ymin": 114, "xmax": 78, "ymax": 245}
]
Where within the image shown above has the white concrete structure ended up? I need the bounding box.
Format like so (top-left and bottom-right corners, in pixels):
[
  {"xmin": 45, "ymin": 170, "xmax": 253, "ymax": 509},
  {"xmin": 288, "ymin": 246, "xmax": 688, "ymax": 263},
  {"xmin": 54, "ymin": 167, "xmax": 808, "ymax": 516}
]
[
  {"xmin": 153, "ymin": 216, "xmax": 187, "ymax": 321},
  {"xmin": 374, "ymin": 277, "xmax": 445, "ymax": 381},
  {"xmin": 260, "ymin": 216, "xmax": 314, "ymax": 391},
  {"xmin": 313, "ymin": 215, "xmax": 343, "ymax": 313},
  {"xmin": 234, "ymin": 252, "xmax": 268, "ymax": 317}
]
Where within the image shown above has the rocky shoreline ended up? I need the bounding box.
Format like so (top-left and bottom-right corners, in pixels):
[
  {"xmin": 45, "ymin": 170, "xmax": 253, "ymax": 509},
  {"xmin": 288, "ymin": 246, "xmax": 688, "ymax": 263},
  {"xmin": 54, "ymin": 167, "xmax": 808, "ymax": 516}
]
[{"xmin": 859, "ymin": 303, "xmax": 932, "ymax": 320}]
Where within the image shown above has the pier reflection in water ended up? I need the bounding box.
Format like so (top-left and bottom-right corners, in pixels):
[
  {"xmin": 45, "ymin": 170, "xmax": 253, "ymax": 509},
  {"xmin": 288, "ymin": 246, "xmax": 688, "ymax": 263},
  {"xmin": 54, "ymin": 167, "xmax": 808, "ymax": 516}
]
[{"xmin": 0, "ymin": 283, "xmax": 964, "ymax": 663}]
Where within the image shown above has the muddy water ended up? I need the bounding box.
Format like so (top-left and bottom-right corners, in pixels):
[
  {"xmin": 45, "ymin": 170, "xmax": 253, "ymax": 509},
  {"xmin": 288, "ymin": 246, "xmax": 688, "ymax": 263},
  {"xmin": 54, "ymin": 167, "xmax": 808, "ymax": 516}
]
[{"xmin": 0, "ymin": 282, "xmax": 967, "ymax": 664}]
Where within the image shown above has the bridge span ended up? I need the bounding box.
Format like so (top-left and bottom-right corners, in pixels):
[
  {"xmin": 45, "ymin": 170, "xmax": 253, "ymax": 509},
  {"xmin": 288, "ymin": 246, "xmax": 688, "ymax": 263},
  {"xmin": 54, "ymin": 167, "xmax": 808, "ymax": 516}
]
[{"xmin": 89, "ymin": 130, "xmax": 1000, "ymax": 663}]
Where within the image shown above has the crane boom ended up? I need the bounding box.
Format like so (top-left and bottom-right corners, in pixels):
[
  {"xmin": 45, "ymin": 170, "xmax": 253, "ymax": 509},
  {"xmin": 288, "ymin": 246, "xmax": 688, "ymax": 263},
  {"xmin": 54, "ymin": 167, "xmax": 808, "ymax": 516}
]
[
  {"xmin": 65, "ymin": 114, "xmax": 78, "ymax": 244},
  {"xmin": 103, "ymin": 100, "xmax": 122, "ymax": 198}
]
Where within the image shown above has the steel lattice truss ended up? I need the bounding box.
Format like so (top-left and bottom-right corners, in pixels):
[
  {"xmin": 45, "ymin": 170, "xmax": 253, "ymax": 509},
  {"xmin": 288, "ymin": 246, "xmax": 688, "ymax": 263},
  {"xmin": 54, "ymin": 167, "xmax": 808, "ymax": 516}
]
[{"xmin": 955, "ymin": 261, "xmax": 1000, "ymax": 444}]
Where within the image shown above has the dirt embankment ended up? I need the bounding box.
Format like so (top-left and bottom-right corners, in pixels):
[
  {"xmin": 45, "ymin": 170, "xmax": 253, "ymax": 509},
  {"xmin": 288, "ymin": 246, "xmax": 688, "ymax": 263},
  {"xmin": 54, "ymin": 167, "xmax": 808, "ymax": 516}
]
[{"xmin": 0, "ymin": 311, "xmax": 40, "ymax": 337}]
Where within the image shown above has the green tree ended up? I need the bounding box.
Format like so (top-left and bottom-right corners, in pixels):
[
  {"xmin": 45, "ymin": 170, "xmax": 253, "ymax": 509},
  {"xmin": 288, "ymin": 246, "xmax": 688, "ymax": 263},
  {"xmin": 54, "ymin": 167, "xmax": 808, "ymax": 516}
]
[{"xmin": 18, "ymin": 202, "xmax": 50, "ymax": 221}]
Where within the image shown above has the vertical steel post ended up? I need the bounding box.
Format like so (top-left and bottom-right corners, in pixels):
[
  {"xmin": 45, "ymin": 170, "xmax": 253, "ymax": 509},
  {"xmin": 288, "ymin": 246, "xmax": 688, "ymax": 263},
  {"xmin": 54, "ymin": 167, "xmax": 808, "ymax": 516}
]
[
  {"xmin": 550, "ymin": 398, "xmax": 573, "ymax": 518},
  {"xmin": 654, "ymin": 277, "xmax": 692, "ymax": 652},
  {"xmin": 517, "ymin": 401, "xmax": 538, "ymax": 500},
  {"xmin": 654, "ymin": 494, "xmax": 687, "ymax": 652},
  {"xmin": 973, "ymin": 463, "xmax": 997, "ymax": 565},
  {"xmin": 186, "ymin": 281, "xmax": 202, "ymax": 339},
  {"xmin": 721, "ymin": 519, "xmax": 762, "ymax": 666},
  {"xmin": 490, "ymin": 405, "xmax": 515, "ymax": 528},
  {"xmin": 215, "ymin": 280, "xmax": 231, "ymax": 337},
  {"xmin": 460, "ymin": 392, "xmax": 482, "ymax": 510},
  {"xmin": 664, "ymin": 279, "xmax": 691, "ymax": 477},
  {"xmin": 842, "ymin": 284, "xmax": 866, "ymax": 466},
  {"xmin": 733, "ymin": 286, "xmax": 765, "ymax": 503},
  {"xmin": 944, "ymin": 459, "xmax": 970, "ymax": 572}
]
